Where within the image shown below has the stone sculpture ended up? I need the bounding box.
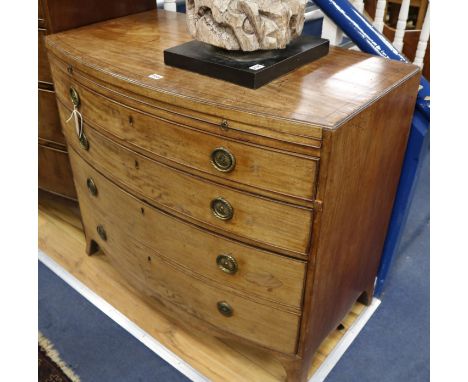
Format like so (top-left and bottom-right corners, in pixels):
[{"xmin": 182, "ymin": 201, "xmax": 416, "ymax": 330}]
[{"xmin": 186, "ymin": 0, "xmax": 307, "ymax": 51}]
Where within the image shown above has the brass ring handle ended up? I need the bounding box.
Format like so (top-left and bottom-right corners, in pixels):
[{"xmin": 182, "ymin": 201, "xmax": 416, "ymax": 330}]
[
  {"xmin": 217, "ymin": 301, "xmax": 233, "ymax": 317},
  {"xmin": 211, "ymin": 197, "xmax": 234, "ymax": 220},
  {"xmin": 220, "ymin": 119, "xmax": 229, "ymax": 130},
  {"xmin": 86, "ymin": 178, "xmax": 98, "ymax": 196},
  {"xmin": 69, "ymin": 87, "xmax": 80, "ymax": 108},
  {"xmin": 211, "ymin": 147, "xmax": 236, "ymax": 173},
  {"xmin": 79, "ymin": 132, "xmax": 89, "ymax": 151},
  {"xmin": 216, "ymin": 254, "xmax": 238, "ymax": 275},
  {"xmin": 96, "ymin": 225, "xmax": 107, "ymax": 241}
]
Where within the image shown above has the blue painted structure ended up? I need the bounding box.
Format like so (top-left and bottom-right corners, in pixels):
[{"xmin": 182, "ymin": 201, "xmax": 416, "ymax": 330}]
[
  {"xmin": 376, "ymin": 110, "xmax": 429, "ymax": 295},
  {"xmin": 312, "ymin": 0, "xmax": 430, "ymax": 295}
]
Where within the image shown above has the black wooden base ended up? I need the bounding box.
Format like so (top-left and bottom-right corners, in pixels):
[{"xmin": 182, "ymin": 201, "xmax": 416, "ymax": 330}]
[{"xmin": 163, "ymin": 35, "xmax": 329, "ymax": 89}]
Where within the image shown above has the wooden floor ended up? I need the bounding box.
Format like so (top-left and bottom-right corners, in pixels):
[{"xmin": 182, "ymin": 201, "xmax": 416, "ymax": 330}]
[{"xmin": 38, "ymin": 190, "xmax": 366, "ymax": 382}]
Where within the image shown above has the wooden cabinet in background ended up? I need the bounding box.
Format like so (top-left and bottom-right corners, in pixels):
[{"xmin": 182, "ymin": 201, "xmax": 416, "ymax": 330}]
[
  {"xmin": 38, "ymin": 88, "xmax": 64, "ymax": 145},
  {"xmin": 37, "ymin": 0, "xmax": 156, "ymax": 199},
  {"xmin": 47, "ymin": 11, "xmax": 420, "ymax": 381},
  {"xmin": 38, "ymin": 29, "xmax": 52, "ymax": 84},
  {"xmin": 38, "ymin": 145, "xmax": 76, "ymax": 198}
]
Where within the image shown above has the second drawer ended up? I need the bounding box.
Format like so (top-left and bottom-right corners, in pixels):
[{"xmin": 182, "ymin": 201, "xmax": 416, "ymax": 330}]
[{"xmin": 59, "ymin": 102, "xmax": 314, "ymax": 256}]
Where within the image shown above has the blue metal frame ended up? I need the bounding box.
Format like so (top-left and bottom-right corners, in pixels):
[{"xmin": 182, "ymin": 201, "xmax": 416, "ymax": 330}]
[{"xmin": 313, "ymin": 0, "xmax": 430, "ymax": 296}]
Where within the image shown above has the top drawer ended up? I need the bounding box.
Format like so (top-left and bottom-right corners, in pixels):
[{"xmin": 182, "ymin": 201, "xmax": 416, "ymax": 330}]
[{"xmin": 50, "ymin": 61, "xmax": 319, "ymax": 202}]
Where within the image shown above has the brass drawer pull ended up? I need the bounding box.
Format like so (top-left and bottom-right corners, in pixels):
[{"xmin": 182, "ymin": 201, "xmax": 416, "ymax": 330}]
[
  {"xmin": 79, "ymin": 132, "xmax": 89, "ymax": 151},
  {"xmin": 217, "ymin": 301, "xmax": 233, "ymax": 317},
  {"xmin": 211, "ymin": 147, "xmax": 236, "ymax": 173},
  {"xmin": 211, "ymin": 197, "xmax": 233, "ymax": 220},
  {"xmin": 86, "ymin": 178, "xmax": 98, "ymax": 196},
  {"xmin": 216, "ymin": 254, "xmax": 238, "ymax": 275},
  {"xmin": 220, "ymin": 119, "xmax": 229, "ymax": 130},
  {"xmin": 66, "ymin": 88, "xmax": 86, "ymax": 148},
  {"xmin": 69, "ymin": 87, "xmax": 80, "ymax": 107},
  {"xmin": 96, "ymin": 225, "xmax": 107, "ymax": 241}
]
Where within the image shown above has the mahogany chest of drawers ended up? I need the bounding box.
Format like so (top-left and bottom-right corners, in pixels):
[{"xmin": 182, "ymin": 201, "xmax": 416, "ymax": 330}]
[{"xmin": 46, "ymin": 10, "xmax": 420, "ymax": 381}]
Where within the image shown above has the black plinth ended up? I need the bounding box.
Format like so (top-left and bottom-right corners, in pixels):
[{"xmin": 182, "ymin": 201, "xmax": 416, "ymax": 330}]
[{"xmin": 164, "ymin": 35, "xmax": 329, "ymax": 89}]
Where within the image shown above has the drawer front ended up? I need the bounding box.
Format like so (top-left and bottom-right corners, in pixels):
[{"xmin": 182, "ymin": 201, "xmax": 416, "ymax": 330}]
[
  {"xmin": 59, "ymin": 103, "xmax": 313, "ymax": 255},
  {"xmin": 70, "ymin": 149, "xmax": 301, "ymax": 353},
  {"xmin": 69, "ymin": 147, "xmax": 306, "ymax": 310},
  {"xmin": 51, "ymin": 65, "xmax": 318, "ymax": 202},
  {"xmin": 39, "ymin": 29, "xmax": 52, "ymax": 84},
  {"xmin": 39, "ymin": 89, "xmax": 65, "ymax": 145},
  {"xmin": 38, "ymin": 144, "xmax": 76, "ymax": 199}
]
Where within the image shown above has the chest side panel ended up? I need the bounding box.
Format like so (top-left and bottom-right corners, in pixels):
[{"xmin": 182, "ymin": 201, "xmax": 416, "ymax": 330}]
[{"xmin": 298, "ymin": 72, "xmax": 421, "ymax": 358}]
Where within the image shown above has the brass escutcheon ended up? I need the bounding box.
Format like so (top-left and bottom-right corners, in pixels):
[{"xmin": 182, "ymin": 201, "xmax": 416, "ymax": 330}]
[
  {"xmin": 86, "ymin": 178, "xmax": 97, "ymax": 196},
  {"xmin": 96, "ymin": 225, "xmax": 107, "ymax": 241},
  {"xmin": 217, "ymin": 301, "xmax": 233, "ymax": 317},
  {"xmin": 211, "ymin": 147, "xmax": 236, "ymax": 173},
  {"xmin": 211, "ymin": 197, "xmax": 233, "ymax": 220},
  {"xmin": 220, "ymin": 119, "xmax": 229, "ymax": 131},
  {"xmin": 216, "ymin": 254, "xmax": 238, "ymax": 275},
  {"xmin": 69, "ymin": 87, "xmax": 80, "ymax": 107},
  {"xmin": 79, "ymin": 133, "xmax": 89, "ymax": 151}
]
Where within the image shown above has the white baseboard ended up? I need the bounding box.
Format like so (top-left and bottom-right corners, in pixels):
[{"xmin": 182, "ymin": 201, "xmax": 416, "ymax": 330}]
[{"xmin": 309, "ymin": 298, "xmax": 381, "ymax": 382}]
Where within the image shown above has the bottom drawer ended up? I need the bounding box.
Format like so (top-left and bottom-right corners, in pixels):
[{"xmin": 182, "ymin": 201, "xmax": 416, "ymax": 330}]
[
  {"xmin": 69, "ymin": 148, "xmax": 301, "ymax": 354},
  {"xmin": 38, "ymin": 144, "xmax": 77, "ymax": 199}
]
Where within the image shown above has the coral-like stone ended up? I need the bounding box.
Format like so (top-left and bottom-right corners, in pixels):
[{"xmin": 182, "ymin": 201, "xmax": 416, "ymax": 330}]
[{"xmin": 186, "ymin": 0, "xmax": 307, "ymax": 51}]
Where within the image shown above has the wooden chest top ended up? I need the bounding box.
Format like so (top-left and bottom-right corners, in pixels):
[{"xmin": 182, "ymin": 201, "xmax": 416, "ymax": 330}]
[{"xmin": 46, "ymin": 10, "xmax": 419, "ymax": 138}]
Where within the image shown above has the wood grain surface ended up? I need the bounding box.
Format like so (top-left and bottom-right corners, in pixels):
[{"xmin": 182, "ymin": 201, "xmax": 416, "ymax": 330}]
[
  {"xmin": 38, "ymin": 0, "xmax": 156, "ymax": 199},
  {"xmin": 59, "ymin": 102, "xmax": 314, "ymax": 257},
  {"xmin": 41, "ymin": 0, "xmax": 156, "ymax": 34},
  {"xmin": 45, "ymin": 11, "xmax": 419, "ymax": 132},
  {"xmin": 68, "ymin": 147, "xmax": 306, "ymax": 311},
  {"xmin": 45, "ymin": 10, "xmax": 421, "ymax": 381},
  {"xmin": 296, "ymin": 71, "xmax": 421, "ymax": 379},
  {"xmin": 69, "ymin": 149, "xmax": 302, "ymax": 354},
  {"xmin": 51, "ymin": 63, "xmax": 319, "ymax": 203},
  {"xmin": 38, "ymin": 29, "xmax": 52, "ymax": 84},
  {"xmin": 38, "ymin": 144, "xmax": 76, "ymax": 199},
  {"xmin": 49, "ymin": 53, "xmax": 322, "ymax": 155},
  {"xmin": 38, "ymin": 190, "xmax": 366, "ymax": 382},
  {"xmin": 39, "ymin": 88, "xmax": 65, "ymax": 145}
]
